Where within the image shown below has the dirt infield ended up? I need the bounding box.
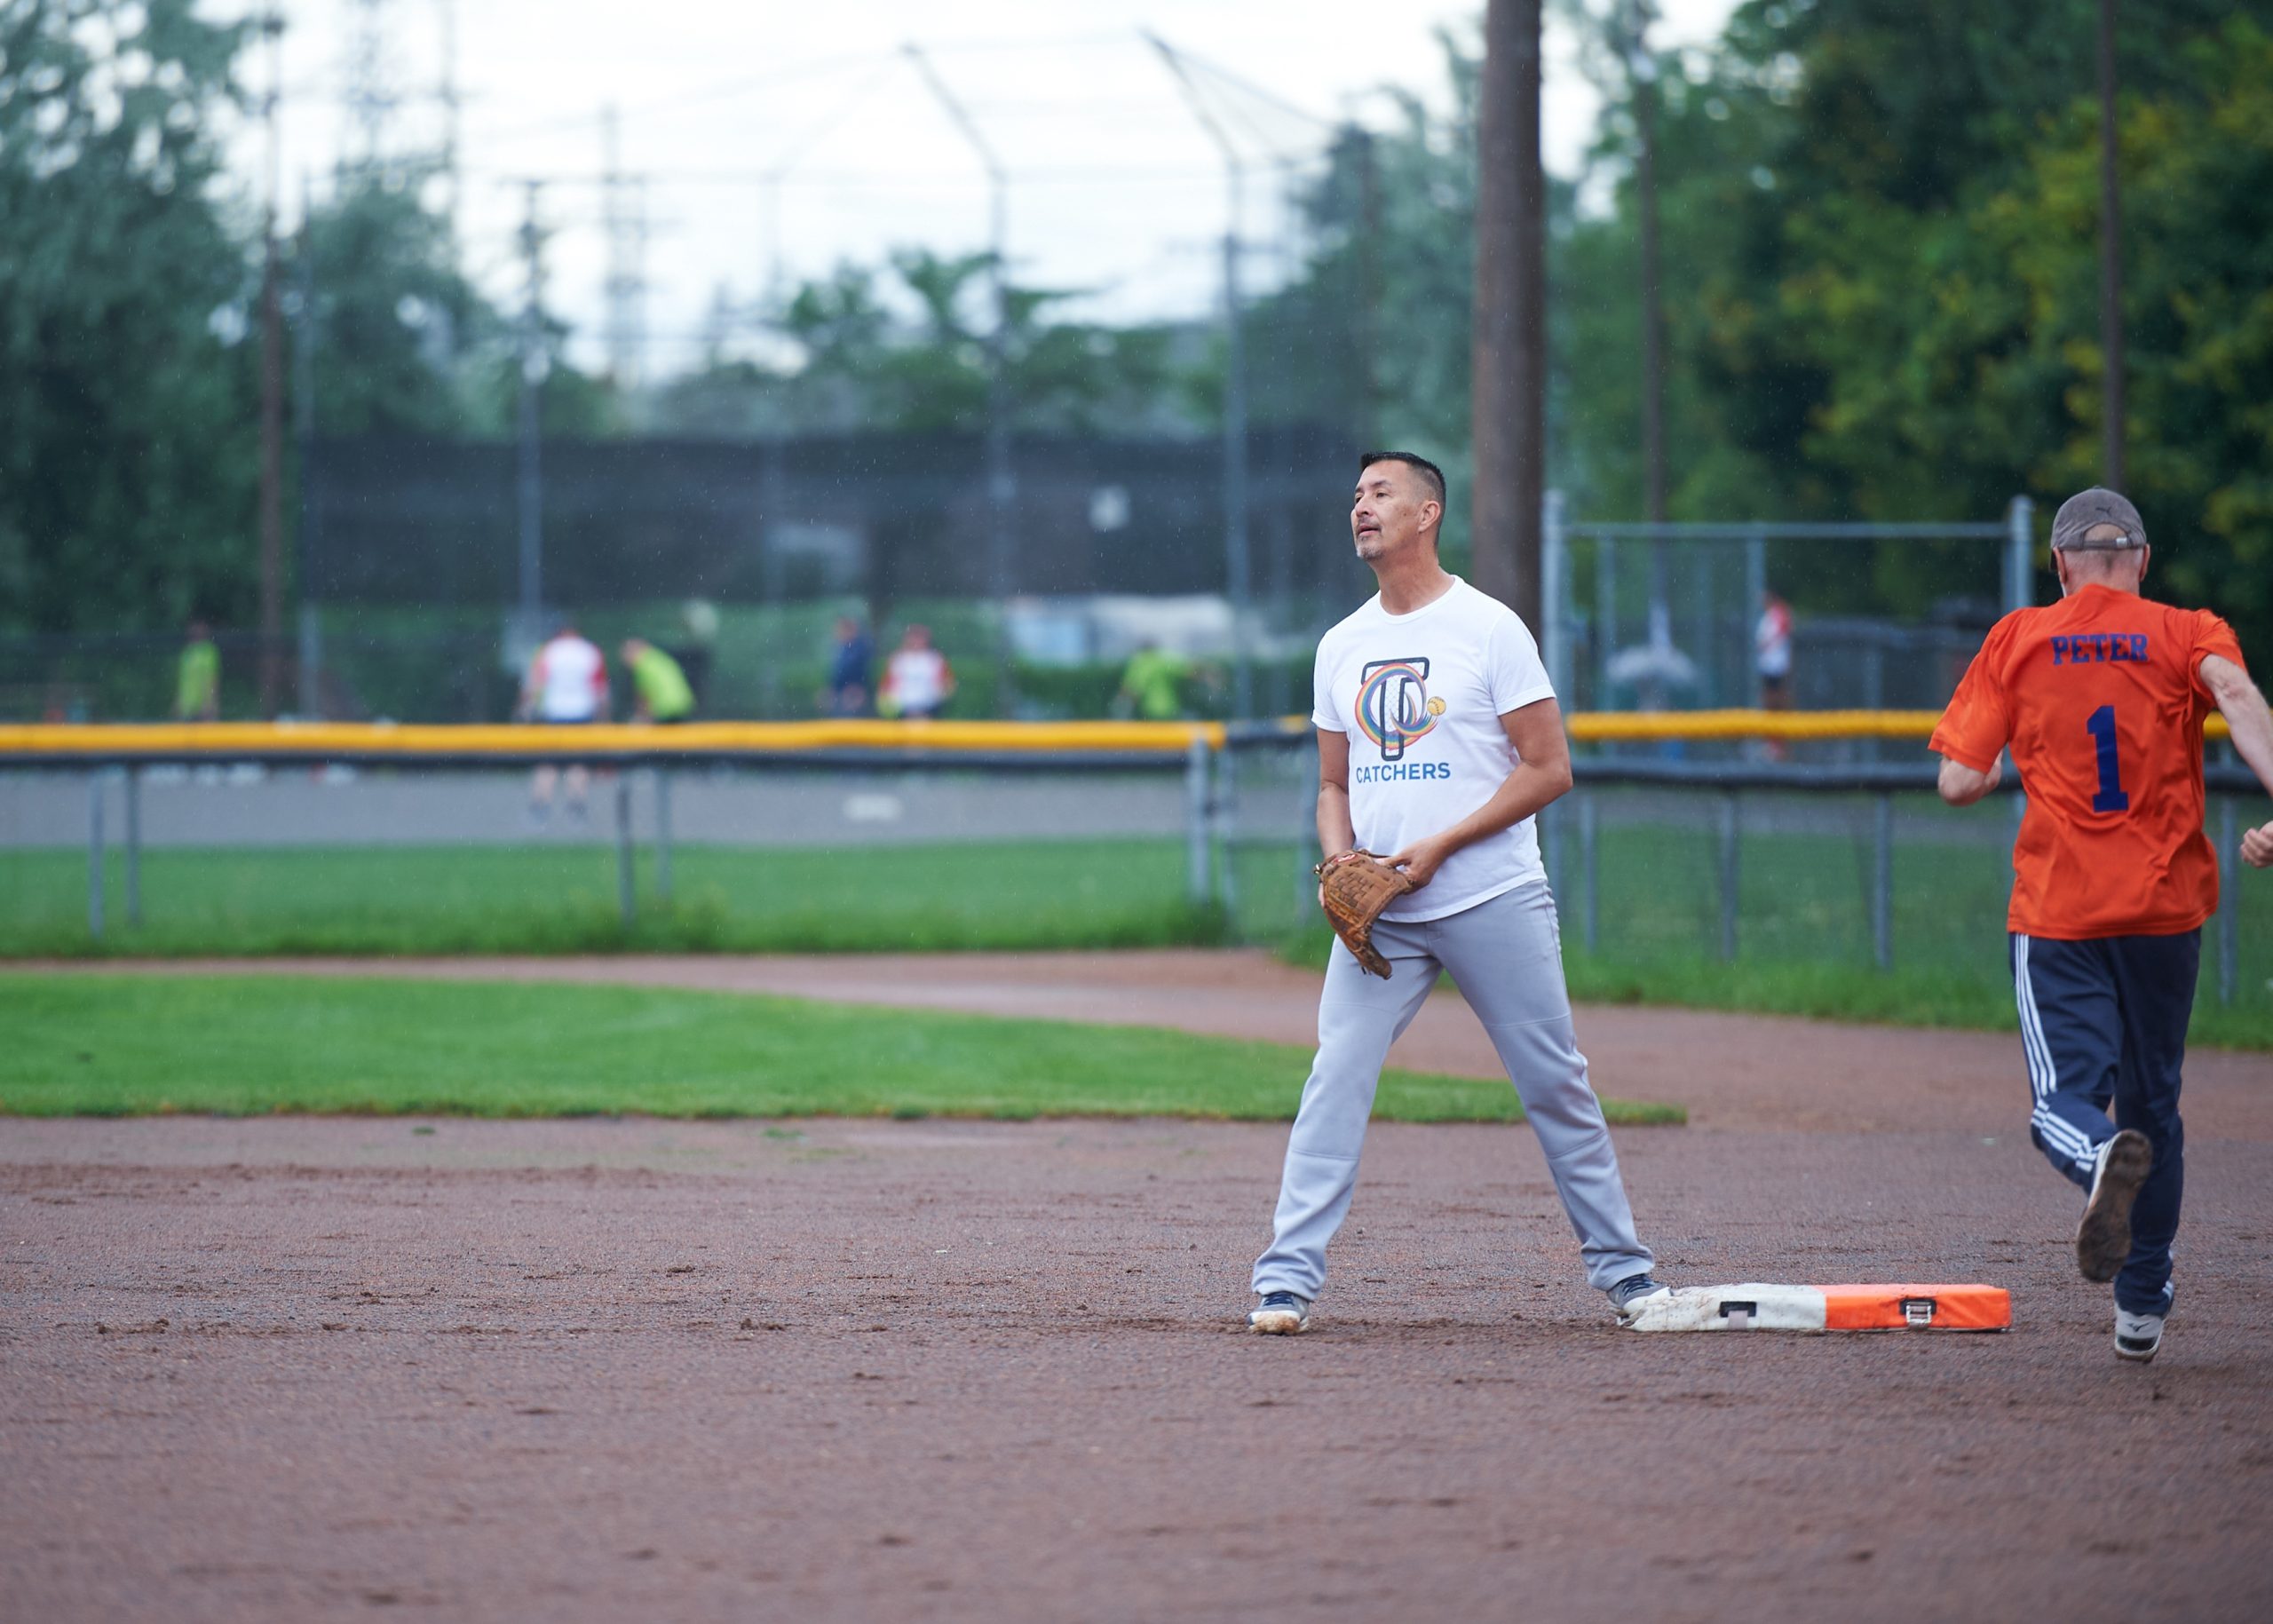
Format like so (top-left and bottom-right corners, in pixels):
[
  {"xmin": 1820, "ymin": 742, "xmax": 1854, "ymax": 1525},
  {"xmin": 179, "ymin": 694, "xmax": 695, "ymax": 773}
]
[{"xmin": 5, "ymin": 957, "xmax": 2273, "ymax": 1620}]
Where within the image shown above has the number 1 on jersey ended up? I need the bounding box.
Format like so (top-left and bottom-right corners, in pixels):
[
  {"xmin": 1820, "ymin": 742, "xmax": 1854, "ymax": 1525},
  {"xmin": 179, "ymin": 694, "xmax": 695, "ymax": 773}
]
[{"xmin": 2087, "ymin": 704, "xmax": 2129, "ymax": 813}]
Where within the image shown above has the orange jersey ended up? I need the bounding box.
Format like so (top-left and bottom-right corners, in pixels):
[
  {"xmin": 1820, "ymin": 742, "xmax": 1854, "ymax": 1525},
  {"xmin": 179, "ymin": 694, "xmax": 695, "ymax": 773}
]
[{"xmin": 1930, "ymin": 584, "xmax": 2245, "ymax": 939}]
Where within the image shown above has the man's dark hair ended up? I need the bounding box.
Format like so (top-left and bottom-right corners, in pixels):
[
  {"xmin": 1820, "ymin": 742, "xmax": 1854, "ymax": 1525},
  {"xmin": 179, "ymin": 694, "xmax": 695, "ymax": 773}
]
[{"xmin": 1358, "ymin": 450, "xmax": 1447, "ymax": 512}]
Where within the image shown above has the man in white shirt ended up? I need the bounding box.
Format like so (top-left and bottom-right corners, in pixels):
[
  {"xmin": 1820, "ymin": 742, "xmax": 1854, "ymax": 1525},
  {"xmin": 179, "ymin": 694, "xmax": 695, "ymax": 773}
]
[
  {"xmin": 1247, "ymin": 452, "xmax": 1667, "ymax": 1335},
  {"xmin": 516, "ymin": 619, "xmax": 609, "ymax": 825}
]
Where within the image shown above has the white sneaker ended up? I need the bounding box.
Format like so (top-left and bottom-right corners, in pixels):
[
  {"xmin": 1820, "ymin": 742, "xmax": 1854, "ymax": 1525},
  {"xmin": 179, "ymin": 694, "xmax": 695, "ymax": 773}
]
[
  {"xmin": 1247, "ymin": 1292, "xmax": 1311, "ymax": 1335},
  {"xmin": 2077, "ymin": 1129, "xmax": 2152, "ymax": 1283},
  {"xmin": 2114, "ymin": 1306, "xmax": 2164, "ymax": 1363}
]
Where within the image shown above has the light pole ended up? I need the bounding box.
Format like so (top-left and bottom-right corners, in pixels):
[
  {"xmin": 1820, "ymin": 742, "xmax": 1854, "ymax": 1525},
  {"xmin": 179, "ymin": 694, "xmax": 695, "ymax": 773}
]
[
  {"xmin": 516, "ymin": 180, "xmax": 549, "ymax": 642},
  {"xmin": 1147, "ymin": 32, "xmax": 1254, "ymax": 720},
  {"xmin": 905, "ymin": 44, "xmax": 1019, "ymax": 716}
]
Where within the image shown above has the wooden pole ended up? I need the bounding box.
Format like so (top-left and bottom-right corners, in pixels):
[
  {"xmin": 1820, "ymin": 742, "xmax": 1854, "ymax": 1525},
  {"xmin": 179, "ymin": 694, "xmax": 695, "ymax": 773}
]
[
  {"xmin": 1471, "ymin": 0, "xmax": 1547, "ymax": 629},
  {"xmin": 2097, "ymin": 0, "xmax": 2126, "ymax": 488}
]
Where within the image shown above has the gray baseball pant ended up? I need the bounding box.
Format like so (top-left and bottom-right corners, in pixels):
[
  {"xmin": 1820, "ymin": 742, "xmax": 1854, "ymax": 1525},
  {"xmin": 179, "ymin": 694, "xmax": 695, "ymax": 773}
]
[{"xmin": 1252, "ymin": 880, "xmax": 1654, "ymax": 1301}]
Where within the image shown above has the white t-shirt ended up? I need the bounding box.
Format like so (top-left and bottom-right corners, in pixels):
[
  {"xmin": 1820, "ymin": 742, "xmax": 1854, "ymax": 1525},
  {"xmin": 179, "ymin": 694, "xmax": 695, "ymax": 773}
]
[
  {"xmin": 531, "ymin": 634, "xmax": 606, "ymax": 721},
  {"xmin": 885, "ymin": 648, "xmax": 953, "ymax": 715},
  {"xmin": 1311, "ymin": 576, "xmax": 1556, "ymax": 923},
  {"xmin": 1755, "ymin": 600, "xmax": 1794, "ymax": 678}
]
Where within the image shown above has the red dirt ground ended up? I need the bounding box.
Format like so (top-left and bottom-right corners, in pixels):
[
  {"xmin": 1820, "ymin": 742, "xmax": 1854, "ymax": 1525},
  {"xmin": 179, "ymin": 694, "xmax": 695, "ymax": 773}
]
[{"xmin": 5, "ymin": 954, "xmax": 2272, "ymax": 1620}]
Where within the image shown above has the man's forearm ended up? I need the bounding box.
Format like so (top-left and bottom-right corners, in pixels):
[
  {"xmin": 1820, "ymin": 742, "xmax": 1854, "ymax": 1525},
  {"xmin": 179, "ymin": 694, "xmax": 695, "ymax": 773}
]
[
  {"xmin": 1317, "ymin": 784, "xmax": 1357, "ymax": 859},
  {"xmin": 2216, "ymin": 680, "xmax": 2273, "ymax": 801},
  {"xmin": 1426, "ymin": 761, "xmax": 1572, "ymax": 860}
]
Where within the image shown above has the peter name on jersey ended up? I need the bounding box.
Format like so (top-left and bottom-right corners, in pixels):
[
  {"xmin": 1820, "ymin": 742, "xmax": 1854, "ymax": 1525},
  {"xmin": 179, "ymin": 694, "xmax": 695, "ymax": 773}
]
[{"xmin": 2051, "ymin": 633, "xmax": 2149, "ymax": 665}]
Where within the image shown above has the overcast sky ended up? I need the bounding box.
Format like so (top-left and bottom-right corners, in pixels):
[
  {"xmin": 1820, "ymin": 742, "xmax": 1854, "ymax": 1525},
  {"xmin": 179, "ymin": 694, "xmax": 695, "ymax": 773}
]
[{"xmin": 214, "ymin": 0, "xmax": 1740, "ymax": 377}]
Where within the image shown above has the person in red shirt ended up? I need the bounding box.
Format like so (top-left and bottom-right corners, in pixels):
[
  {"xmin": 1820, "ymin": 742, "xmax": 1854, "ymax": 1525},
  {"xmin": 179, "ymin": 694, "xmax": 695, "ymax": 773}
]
[{"xmin": 1932, "ymin": 488, "xmax": 2273, "ymax": 1363}]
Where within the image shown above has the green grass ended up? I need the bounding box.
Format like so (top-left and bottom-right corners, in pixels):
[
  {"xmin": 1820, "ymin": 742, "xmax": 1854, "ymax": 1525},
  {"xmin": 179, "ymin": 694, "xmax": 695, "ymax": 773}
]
[
  {"xmin": 0, "ymin": 973, "xmax": 1683, "ymax": 1124},
  {"xmin": 6, "ymin": 812, "xmax": 2264, "ymax": 1046},
  {"xmin": 1246, "ymin": 792, "xmax": 2273, "ymax": 1051},
  {"xmin": 0, "ymin": 838, "xmax": 1220, "ymax": 957}
]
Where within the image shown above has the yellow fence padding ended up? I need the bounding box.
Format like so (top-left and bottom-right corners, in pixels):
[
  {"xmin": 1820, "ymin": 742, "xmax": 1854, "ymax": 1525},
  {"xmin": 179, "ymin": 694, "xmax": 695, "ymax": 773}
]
[{"xmin": 0, "ymin": 709, "xmax": 2229, "ymax": 757}]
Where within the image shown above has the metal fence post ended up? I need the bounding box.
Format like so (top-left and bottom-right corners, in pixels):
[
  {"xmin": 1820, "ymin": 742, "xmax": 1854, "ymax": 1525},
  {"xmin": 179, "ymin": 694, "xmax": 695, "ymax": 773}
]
[
  {"xmin": 654, "ymin": 767, "xmax": 674, "ymax": 904},
  {"xmin": 1594, "ymin": 529, "xmax": 1617, "ymax": 711},
  {"xmin": 2220, "ymin": 798, "xmax": 2238, "ymax": 1006},
  {"xmin": 614, "ymin": 772, "xmax": 637, "ymax": 928},
  {"xmin": 1215, "ymin": 738, "xmax": 1239, "ymax": 916},
  {"xmin": 1872, "ymin": 793, "xmax": 1895, "ymax": 971},
  {"xmin": 124, "ymin": 764, "xmax": 143, "ymax": 928},
  {"xmin": 1716, "ymin": 791, "xmax": 1739, "ymax": 962},
  {"xmin": 1579, "ymin": 788, "xmax": 1599, "ymax": 955},
  {"xmin": 1185, "ymin": 733, "xmax": 1213, "ymax": 907},
  {"xmin": 1744, "ymin": 531, "xmax": 1767, "ymax": 692},
  {"xmin": 2004, "ymin": 495, "xmax": 2035, "ymax": 615},
  {"xmin": 1541, "ymin": 488, "xmax": 1572, "ymax": 701},
  {"xmin": 86, "ymin": 771, "xmax": 106, "ymax": 941}
]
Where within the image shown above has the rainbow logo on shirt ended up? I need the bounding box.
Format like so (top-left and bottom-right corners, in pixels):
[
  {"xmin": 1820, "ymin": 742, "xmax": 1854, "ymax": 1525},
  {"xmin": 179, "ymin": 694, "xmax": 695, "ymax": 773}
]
[{"xmin": 1355, "ymin": 657, "xmax": 1441, "ymax": 761}]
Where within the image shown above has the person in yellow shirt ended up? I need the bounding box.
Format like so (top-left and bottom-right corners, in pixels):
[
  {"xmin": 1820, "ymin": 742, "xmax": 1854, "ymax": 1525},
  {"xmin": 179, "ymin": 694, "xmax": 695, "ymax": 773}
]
[
  {"xmin": 620, "ymin": 638, "xmax": 695, "ymax": 724},
  {"xmin": 174, "ymin": 622, "xmax": 220, "ymax": 721},
  {"xmin": 1117, "ymin": 642, "xmax": 1191, "ymax": 720}
]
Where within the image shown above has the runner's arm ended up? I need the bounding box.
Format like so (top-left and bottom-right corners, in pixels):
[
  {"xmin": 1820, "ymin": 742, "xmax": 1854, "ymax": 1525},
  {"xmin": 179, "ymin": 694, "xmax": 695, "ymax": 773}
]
[
  {"xmin": 2201, "ymin": 654, "xmax": 2273, "ymax": 867},
  {"xmin": 1936, "ymin": 753, "xmax": 2002, "ymax": 806}
]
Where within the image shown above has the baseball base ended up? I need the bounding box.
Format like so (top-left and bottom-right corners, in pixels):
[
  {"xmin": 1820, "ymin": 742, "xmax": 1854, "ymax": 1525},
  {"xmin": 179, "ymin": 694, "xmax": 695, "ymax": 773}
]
[{"xmin": 1621, "ymin": 1282, "xmax": 2011, "ymax": 1333}]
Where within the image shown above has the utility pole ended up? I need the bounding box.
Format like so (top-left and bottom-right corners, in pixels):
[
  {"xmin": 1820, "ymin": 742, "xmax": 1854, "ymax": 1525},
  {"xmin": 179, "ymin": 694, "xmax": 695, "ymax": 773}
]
[
  {"xmin": 1148, "ymin": 32, "xmax": 1254, "ymax": 719},
  {"xmin": 435, "ymin": 0, "xmax": 461, "ymax": 242},
  {"xmin": 1350, "ymin": 124, "xmax": 1381, "ymax": 453},
  {"xmin": 2097, "ymin": 0, "xmax": 2126, "ymax": 488},
  {"xmin": 1470, "ymin": 0, "xmax": 1546, "ymax": 630},
  {"xmin": 1621, "ymin": 0, "xmax": 1674, "ymax": 666},
  {"xmin": 257, "ymin": 11, "xmax": 286, "ymax": 717},
  {"xmin": 294, "ymin": 173, "xmax": 321, "ymax": 719},
  {"xmin": 342, "ymin": 0, "xmax": 399, "ymax": 178},
  {"xmin": 600, "ymin": 104, "xmax": 648, "ymax": 394},
  {"xmin": 516, "ymin": 181, "xmax": 550, "ymax": 638},
  {"xmin": 1623, "ymin": 0, "xmax": 1667, "ymax": 528},
  {"xmin": 905, "ymin": 44, "xmax": 1019, "ymax": 714}
]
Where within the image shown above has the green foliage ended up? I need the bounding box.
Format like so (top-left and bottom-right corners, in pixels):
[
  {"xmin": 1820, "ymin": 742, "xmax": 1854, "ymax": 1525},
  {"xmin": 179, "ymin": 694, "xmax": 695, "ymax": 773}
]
[
  {"xmin": 0, "ymin": 972, "xmax": 1683, "ymax": 1123},
  {"xmin": 295, "ymin": 172, "xmax": 496, "ymax": 436},
  {"xmin": 652, "ymin": 250, "xmax": 1194, "ymax": 438},
  {"xmin": 0, "ymin": 0, "xmax": 259, "ymax": 632},
  {"xmin": 1263, "ymin": 1, "xmax": 2273, "ymax": 649}
]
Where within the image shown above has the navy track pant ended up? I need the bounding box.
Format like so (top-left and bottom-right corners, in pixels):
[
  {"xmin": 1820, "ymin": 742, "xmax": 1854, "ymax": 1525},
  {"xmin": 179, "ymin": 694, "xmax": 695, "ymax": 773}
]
[{"xmin": 2010, "ymin": 930, "xmax": 2198, "ymax": 1317}]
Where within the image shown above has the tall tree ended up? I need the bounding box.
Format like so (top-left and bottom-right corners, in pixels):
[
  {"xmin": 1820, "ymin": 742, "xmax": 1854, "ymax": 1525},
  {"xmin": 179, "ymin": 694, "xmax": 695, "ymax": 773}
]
[{"xmin": 0, "ymin": 0, "xmax": 259, "ymax": 633}]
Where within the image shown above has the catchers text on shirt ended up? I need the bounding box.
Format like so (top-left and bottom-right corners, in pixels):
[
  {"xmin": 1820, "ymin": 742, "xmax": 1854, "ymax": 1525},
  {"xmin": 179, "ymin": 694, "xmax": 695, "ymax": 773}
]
[{"xmin": 1312, "ymin": 576, "xmax": 1557, "ymax": 923}]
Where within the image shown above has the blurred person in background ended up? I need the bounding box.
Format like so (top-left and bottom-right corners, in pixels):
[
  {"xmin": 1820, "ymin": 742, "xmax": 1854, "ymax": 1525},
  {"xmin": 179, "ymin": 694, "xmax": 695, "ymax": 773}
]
[
  {"xmin": 1755, "ymin": 588, "xmax": 1794, "ymax": 762},
  {"xmin": 621, "ymin": 638, "xmax": 695, "ymax": 725},
  {"xmin": 879, "ymin": 623, "xmax": 954, "ymax": 721},
  {"xmin": 823, "ymin": 615, "xmax": 875, "ymax": 717},
  {"xmin": 515, "ymin": 618, "xmax": 608, "ymax": 826},
  {"xmin": 173, "ymin": 621, "xmax": 220, "ymax": 722},
  {"xmin": 1117, "ymin": 641, "xmax": 1192, "ymax": 721}
]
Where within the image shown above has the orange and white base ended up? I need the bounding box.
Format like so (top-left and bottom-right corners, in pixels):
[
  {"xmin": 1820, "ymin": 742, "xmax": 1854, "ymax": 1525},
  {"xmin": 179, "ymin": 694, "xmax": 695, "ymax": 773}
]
[{"xmin": 1621, "ymin": 1283, "xmax": 2011, "ymax": 1333}]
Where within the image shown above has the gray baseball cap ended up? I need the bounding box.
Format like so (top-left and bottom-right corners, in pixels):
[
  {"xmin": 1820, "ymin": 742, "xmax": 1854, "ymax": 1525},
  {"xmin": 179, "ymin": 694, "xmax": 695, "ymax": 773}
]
[{"xmin": 2051, "ymin": 487, "xmax": 2148, "ymax": 551}]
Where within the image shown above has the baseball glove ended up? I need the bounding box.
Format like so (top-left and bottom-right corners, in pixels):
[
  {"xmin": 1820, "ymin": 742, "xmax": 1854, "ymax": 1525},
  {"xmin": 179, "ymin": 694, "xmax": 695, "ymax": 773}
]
[{"xmin": 1314, "ymin": 851, "xmax": 1414, "ymax": 978}]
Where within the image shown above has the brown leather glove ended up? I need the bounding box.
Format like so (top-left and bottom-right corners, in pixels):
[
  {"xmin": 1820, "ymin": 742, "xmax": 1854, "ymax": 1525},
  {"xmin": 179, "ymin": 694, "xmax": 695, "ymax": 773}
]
[{"xmin": 1314, "ymin": 850, "xmax": 1414, "ymax": 978}]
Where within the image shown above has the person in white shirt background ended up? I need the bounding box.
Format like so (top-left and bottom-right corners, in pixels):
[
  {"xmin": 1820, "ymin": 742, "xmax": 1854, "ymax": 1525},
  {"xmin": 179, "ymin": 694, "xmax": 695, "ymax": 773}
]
[
  {"xmin": 1755, "ymin": 589, "xmax": 1795, "ymax": 762},
  {"xmin": 516, "ymin": 618, "xmax": 609, "ymax": 825},
  {"xmin": 881, "ymin": 624, "xmax": 955, "ymax": 721},
  {"xmin": 1247, "ymin": 451, "xmax": 1667, "ymax": 1335}
]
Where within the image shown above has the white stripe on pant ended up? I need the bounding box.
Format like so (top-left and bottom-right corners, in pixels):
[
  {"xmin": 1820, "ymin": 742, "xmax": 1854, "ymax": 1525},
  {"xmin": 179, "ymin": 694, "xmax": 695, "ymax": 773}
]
[
  {"xmin": 1252, "ymin": 880, "xmax": 1654, "ymax": 1301},
  {"xmin": 2014, "ymin": 933, "xmax": 2098, "ymax": 1177}
]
